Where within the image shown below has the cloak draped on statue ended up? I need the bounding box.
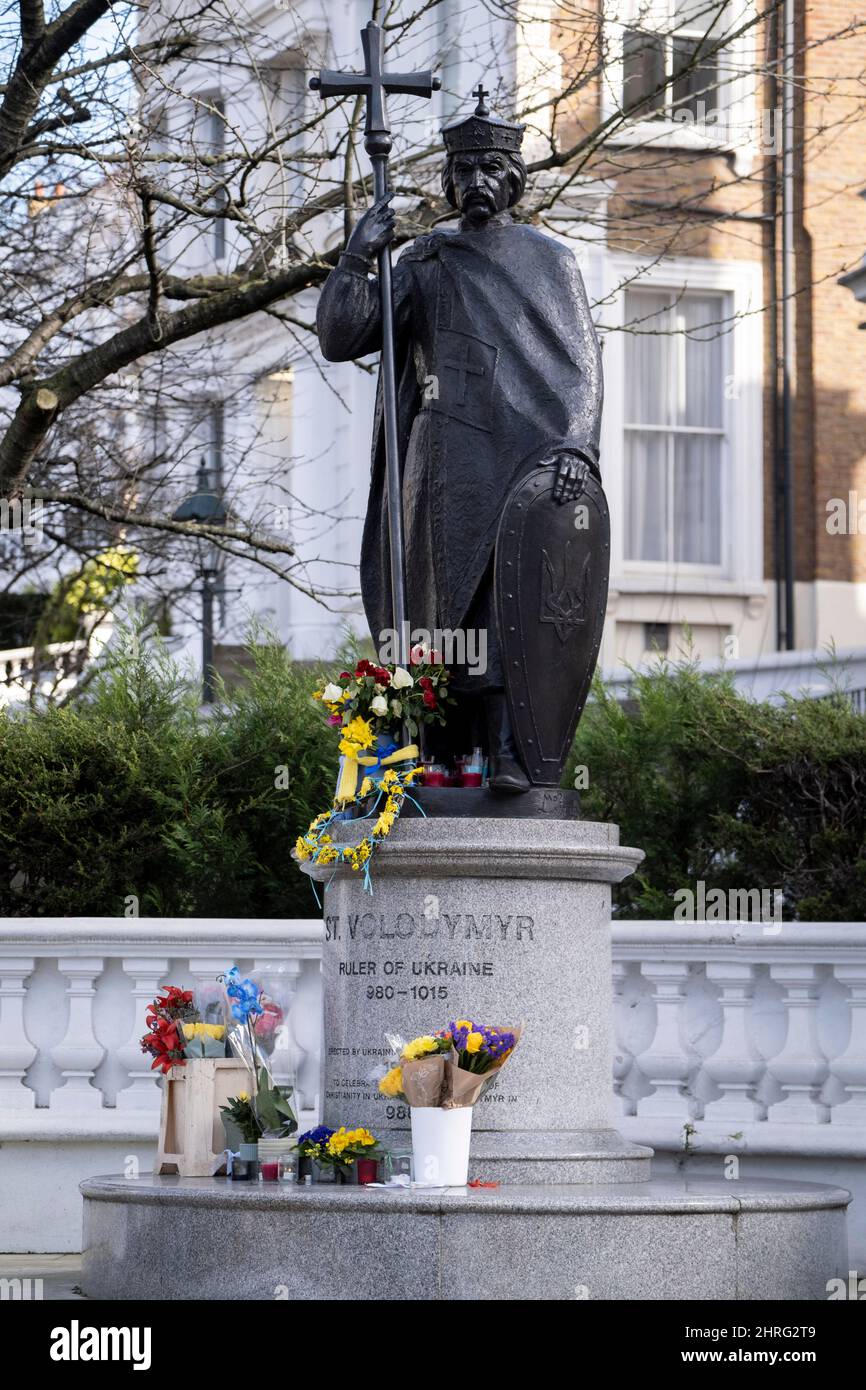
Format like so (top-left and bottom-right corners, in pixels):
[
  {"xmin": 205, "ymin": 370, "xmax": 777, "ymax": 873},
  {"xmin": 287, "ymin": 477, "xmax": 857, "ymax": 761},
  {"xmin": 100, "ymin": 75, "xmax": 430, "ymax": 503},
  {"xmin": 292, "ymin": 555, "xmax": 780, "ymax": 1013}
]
[{"xmin": 315, "ymin": 211, "xmax": 603, "ymax": 659}]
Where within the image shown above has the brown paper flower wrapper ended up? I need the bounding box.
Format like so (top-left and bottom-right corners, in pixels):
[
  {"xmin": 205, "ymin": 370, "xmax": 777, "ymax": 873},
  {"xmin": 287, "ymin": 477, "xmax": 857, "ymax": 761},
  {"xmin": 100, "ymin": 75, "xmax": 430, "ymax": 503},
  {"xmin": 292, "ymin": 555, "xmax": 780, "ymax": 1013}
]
[
  {"xmin": 399, "ymin": 1055, "xmax": 447, "ymax": 1107},
  {"xmin": 442, "ymin": 1024, "xmax": 522, "ymax": 1108},
  {"xmin": 400, "ymin": 1026, "xmax": 522, "ymax": 1108}
]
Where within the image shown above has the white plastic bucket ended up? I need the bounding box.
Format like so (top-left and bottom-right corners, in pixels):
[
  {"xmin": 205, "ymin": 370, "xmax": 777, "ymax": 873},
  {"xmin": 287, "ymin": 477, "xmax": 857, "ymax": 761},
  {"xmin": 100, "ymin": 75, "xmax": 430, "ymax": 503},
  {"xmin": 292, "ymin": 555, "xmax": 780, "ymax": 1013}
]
[{"xmin": 410, "ymin": 1105, "xmax": 473, "ymax": 1186}]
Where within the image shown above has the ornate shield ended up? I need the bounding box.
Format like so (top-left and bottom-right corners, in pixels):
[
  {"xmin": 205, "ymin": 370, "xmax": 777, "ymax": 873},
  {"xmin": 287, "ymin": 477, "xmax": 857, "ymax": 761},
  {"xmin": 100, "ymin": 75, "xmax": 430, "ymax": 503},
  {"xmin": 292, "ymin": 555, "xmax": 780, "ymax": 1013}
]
[{"xmin": 494, "ymin": 465, "xmax": 610, "ymax": 786}]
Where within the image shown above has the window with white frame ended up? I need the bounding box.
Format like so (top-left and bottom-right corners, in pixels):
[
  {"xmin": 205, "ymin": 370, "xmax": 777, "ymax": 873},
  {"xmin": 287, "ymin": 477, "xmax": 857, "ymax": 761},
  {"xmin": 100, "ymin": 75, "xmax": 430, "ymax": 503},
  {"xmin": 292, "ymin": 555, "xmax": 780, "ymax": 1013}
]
[
  {"xmin": 261, "ymin": 61, "xmax": 307, "ymax": 215},
  {"xmin": 623, "ymin": 287, "xmax": 726, "ymax": 567},
  {"xmin": 623, "ymin": 1, "xmax": 734, "ymax": 120},
  {"xmin": 610, "ymin": 0, "xmax": 754, "ymax": 147}
]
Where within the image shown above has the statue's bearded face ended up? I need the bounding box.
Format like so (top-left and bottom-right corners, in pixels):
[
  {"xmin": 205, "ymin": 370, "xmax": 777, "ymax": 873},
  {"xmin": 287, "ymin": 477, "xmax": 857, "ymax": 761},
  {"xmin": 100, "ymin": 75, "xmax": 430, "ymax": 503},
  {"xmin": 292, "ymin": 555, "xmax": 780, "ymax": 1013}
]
[{"xmin": 449, "ymin": 151, "xmax": 513, "ymax": 223}]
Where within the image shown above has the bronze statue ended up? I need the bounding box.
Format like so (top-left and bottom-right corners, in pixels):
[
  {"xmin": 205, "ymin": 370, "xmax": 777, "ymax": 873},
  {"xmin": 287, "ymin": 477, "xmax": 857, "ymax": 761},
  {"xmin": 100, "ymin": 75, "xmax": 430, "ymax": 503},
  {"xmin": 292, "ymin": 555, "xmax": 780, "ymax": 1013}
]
[{"xmin": 315, "ymin": 64, "xmax": 608, "ymax": 797}]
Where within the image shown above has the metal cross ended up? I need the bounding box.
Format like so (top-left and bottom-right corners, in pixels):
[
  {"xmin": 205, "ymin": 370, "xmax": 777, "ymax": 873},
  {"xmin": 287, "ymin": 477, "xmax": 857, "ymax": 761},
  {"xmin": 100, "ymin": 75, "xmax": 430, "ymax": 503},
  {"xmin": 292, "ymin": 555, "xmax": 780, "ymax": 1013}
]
[
  {"xmin": 309, "ymin": 22, "xmax": 440, "ymax": 665},
  {"xmin": 472, "ymin": 83, "xmax": 490, "ymax": 116},
  {"xmin": 310, "ymin": 20, "xmax": 440, "ymax": 158}
]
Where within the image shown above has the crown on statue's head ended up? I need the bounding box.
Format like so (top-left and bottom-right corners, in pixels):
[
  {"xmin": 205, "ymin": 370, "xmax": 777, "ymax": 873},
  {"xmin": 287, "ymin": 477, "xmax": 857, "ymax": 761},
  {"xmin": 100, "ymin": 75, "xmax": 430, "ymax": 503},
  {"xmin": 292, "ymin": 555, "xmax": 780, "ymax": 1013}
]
[{"xmin": 442, "ymin": 83, "xmax": 525, "ymax": 156}]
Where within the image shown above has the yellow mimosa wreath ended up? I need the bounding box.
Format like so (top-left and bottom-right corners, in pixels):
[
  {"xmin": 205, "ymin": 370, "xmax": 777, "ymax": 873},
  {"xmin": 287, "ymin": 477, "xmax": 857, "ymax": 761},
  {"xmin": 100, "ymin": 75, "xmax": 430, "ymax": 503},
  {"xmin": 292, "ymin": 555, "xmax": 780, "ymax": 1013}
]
[{"xmin": 294, "ymin": 764, "xmax": 422, "ymax": 881}]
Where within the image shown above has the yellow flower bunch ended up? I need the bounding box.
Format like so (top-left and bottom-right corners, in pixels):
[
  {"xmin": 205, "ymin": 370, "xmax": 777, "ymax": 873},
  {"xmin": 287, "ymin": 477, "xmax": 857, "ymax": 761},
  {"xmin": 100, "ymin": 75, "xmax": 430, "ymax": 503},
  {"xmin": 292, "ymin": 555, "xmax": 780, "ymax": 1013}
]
[
  {"xmin": 339, "ymin": 716, "xmax": 375, "ymax": 758},
  {"xmin": 327, "ymin": 1126, "xmax": 377, "ymax": 1157},
  {"xmin": 401, "ymin": 1034, "xmax": 439, "ymax": 1061},
  {"xmin": 181, "ymin": 1022, "xmax": 225, "ymax": 1041},
  {"xmin": 373, "ymin": 807, "xmax": 396, "ymax": 836},
  {"xmin": 378, "ymin": 1065, "xmax": 403, "ymax": 1097},
  {"xmin": 293, "ymin": 763, "xmax": 422, "ymax": 877}
]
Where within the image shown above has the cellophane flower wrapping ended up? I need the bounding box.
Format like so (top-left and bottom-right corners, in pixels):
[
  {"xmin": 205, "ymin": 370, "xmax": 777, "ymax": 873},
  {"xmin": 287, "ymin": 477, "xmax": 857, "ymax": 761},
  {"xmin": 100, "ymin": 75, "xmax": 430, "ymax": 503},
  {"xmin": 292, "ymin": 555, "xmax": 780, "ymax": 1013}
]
[
  {"xmin": 380, "ymin": 1023, "xmax": 522, "ymax": 1109},
  {"xmin": 181, "ymin": 981, "xmax": 228, "ymax": 1059},
  {"xmin": 221, "ymin": 965, "xmax": 299, "ymax": 1136}
]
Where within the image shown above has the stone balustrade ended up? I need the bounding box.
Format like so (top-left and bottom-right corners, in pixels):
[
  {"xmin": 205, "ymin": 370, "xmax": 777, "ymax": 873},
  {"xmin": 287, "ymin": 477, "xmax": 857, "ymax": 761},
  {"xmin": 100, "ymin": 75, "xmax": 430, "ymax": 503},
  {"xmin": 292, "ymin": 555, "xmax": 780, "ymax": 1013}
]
[
  {"xmin": 1, "ymin": 915, "xmax": 864, "ymax": 1254},
  {"xmin": 3, "ymin": 917, "xmax": 863, "ymax": 1149},
  {"xmin": 0, "ymin": 919, "xmax": 323, "ymax": 1136},
  {"xmin": 611, "ymin": 921, "xmax": 866, "ymax": 1156},
  {"xmin": 0, "ymin": 640, "xmax": 90, "ymax": 707}
]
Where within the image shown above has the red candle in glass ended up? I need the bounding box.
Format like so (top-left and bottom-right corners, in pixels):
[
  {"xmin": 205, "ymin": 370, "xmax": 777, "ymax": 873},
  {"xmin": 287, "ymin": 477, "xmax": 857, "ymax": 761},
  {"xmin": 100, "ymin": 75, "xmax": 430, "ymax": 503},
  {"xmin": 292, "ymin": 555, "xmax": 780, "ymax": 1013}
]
[
  {"xmin": 462, "ymin": 771, "xmax": 483, "ymax": 787},
  {"xmin": 260, "ymin": 1161, "xmax": 279, "ymax": 1182},
  {"xmin": 357, "ymin": 1159, "xmax": 378, "ymax": 1185},
  {"xmin": 424, "ymin": 769, "xmax": 446, "ymax": 787}
]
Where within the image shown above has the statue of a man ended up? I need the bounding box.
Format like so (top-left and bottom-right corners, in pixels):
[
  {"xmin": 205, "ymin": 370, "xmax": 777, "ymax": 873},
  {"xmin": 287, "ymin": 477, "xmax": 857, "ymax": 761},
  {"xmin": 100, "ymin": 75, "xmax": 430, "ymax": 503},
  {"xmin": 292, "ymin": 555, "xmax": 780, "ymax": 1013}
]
[{"xmin": 316, "ymin": 92, "xmax": 606, "ymax": 794}]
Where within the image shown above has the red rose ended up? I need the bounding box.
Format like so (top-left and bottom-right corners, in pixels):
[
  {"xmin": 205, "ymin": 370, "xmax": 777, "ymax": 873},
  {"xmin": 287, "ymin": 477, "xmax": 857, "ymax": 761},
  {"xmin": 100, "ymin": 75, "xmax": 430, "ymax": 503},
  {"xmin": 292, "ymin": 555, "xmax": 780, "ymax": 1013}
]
[
  {"xmin": 340, "ymin": 672, "xmax": 351, "ymax": 681},
  {"xmin": 423, "ymin": 690, "xmax": 437, "ymax": 709},
  {"xmin": 418, "ymin": 676, "xmax": 433, "ymax": 690}
]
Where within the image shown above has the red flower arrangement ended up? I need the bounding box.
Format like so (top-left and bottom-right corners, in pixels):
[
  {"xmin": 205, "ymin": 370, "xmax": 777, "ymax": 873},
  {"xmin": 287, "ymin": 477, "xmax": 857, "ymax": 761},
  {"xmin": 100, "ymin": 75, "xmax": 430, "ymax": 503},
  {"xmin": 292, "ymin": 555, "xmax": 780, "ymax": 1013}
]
[
  {"xmin": 140, "ymin": 986, "xmax": 195, "ymax": 1074},
  {"xmin": 314, "ymin": 652, "xmax": 454, "ymax": 743}
]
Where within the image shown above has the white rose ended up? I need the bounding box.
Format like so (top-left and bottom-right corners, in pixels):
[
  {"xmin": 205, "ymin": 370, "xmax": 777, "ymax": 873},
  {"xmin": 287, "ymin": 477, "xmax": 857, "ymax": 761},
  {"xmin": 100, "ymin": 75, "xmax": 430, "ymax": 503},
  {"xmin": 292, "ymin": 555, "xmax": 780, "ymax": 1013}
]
[
  {"xmin": 370, "ymin": 694, "xmax": 389, "ymax": 716},
  {"xmin": 322, "ymin": 683, "xmax": 344, "ymax": 703},
  {"xmin": 390, "ymin": 666, "xmax": 414, "ymax": 690}
]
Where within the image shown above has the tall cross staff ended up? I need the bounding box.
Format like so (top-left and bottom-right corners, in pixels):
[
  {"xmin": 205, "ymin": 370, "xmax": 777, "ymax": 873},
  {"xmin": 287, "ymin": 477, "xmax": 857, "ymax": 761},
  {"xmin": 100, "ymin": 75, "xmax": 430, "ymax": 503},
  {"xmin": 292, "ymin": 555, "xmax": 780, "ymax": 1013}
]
[{"xmin": 310, "ymin": 22, "xmax": 440, "ymax": 666}]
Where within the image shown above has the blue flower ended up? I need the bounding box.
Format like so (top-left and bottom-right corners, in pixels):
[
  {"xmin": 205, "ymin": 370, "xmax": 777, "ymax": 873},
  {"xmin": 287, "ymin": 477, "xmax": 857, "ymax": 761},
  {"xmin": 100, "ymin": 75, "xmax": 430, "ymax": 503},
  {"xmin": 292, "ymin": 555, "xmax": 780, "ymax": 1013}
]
[
  {"xmin": 297, "ymin": 1125, "xmax": 335, "ymax": 1156},
  {"xmin": 224, "ymin": 965, "xmax": 264, "ymax": 1023}
]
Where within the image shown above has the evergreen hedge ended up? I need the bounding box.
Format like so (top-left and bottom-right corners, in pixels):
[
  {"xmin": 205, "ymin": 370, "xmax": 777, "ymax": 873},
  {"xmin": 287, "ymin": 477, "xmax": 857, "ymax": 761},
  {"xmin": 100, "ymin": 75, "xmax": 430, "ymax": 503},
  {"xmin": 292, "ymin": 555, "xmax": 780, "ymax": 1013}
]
[
  {"xmin": 0, "ymin": 633, "xmax": 336, "ymax": 918},
  {"xmin": 1, "ymin": 644, "xmax": 862, "ymax": 920},
  {"xmin": 569, "ymin": 661, "xmax": 866, "ymax": 921}
]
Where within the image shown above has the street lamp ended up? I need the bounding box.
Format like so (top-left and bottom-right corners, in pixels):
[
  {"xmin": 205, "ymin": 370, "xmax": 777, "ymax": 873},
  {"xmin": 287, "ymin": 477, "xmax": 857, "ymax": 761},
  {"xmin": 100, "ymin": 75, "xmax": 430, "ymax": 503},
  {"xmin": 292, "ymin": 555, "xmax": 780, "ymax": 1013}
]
[{"xmin": 172, "ymin": 459, "xmax": 228, "ymax": 704}]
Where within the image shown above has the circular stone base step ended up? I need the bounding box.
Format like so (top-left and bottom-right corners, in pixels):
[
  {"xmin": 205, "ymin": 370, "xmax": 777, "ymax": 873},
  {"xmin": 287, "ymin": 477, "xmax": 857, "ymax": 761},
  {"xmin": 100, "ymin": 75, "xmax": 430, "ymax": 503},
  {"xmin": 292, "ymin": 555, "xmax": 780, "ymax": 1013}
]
[
  {"xmin": 80, "ymin": 1174, "xmax": 850, "ymax": 1301},
  {"xmin": 468, "ymin": 1128, "xmax": 653, "ymax": 1183}
]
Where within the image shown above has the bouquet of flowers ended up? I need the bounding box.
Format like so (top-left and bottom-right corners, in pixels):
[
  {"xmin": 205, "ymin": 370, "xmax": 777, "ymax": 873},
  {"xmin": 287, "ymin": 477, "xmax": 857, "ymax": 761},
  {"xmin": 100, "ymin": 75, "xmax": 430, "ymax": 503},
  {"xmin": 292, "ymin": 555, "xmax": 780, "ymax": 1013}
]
[
  {"xmin": 378, "ymin": 1020, "xmax": 521, "ymax": 1186},
  {"xmin": 294, "ymin": 651, "xmax": 456, "ymax": 884},
  {"xmin": 379, "ymin": 1020, "xmax": 520, "ymax": 1109},
  {"xmin": 140, "ymin": 984, "xmax": 229, "ymax": 1071},
  {"xmin": 219, "ymin": 966, "xmax": 297, "ymax": 1138},
  {"xmin": 179, "ymin": 1021, "xmax": 227, "ymax": 1059},
  {"xmin": 317, "ymin": 651, "xmax": 454, "ymax": 747},
  {"xmin": 140, "ymin": 986, "xmax": 197, "ymax": 1074}
]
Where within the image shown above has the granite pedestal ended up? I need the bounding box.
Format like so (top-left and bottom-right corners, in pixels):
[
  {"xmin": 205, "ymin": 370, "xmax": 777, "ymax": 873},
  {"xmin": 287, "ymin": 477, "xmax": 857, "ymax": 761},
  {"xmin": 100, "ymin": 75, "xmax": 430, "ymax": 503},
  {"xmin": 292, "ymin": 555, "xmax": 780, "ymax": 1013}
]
[
  {"xmin": 80, "ymin": 1174, "xmax": 850, "ymax": 1301},
  {"xmin": 311, "ymin": 817, "xmax": 651, "ymax": 1183},
  {"xmin": 79, "ymin": 816, "xmax": 852, "ymax": 1299}
]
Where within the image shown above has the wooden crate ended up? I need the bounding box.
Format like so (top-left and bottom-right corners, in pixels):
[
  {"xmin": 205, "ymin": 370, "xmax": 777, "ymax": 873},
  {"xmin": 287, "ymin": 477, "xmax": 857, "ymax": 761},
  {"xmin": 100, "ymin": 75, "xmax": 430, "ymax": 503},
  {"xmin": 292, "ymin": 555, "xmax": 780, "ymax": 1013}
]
[{"xmin": 156, "ymin": 1059, "xmax": 250, "ymax": 1177}]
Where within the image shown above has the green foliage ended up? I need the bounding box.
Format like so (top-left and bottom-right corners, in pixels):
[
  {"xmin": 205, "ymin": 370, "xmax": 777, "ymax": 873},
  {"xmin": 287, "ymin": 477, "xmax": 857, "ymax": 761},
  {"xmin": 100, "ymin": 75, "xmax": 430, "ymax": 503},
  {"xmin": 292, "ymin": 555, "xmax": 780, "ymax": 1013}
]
[
  {"xmin": 219, "ymin": 1092, "xmax": 261, "ymax": 1144},
  {"xmin": 569, "ymin": 659, "xmax": 866, "ymax": 921},
  {"xmin": 37, "ymin": 548, "xmax": 139, "ymax": 643},
  {"xmin": 219, "ymin": 1070, "xmax": 297, "ymax": 1141},
  {"xmin": 253, "ymin": 1067, "xmax": 298, "ymax": 1137},
  {"xmin": 0, "ymin": 625, "xmax": 337, "ymax": 917}
]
